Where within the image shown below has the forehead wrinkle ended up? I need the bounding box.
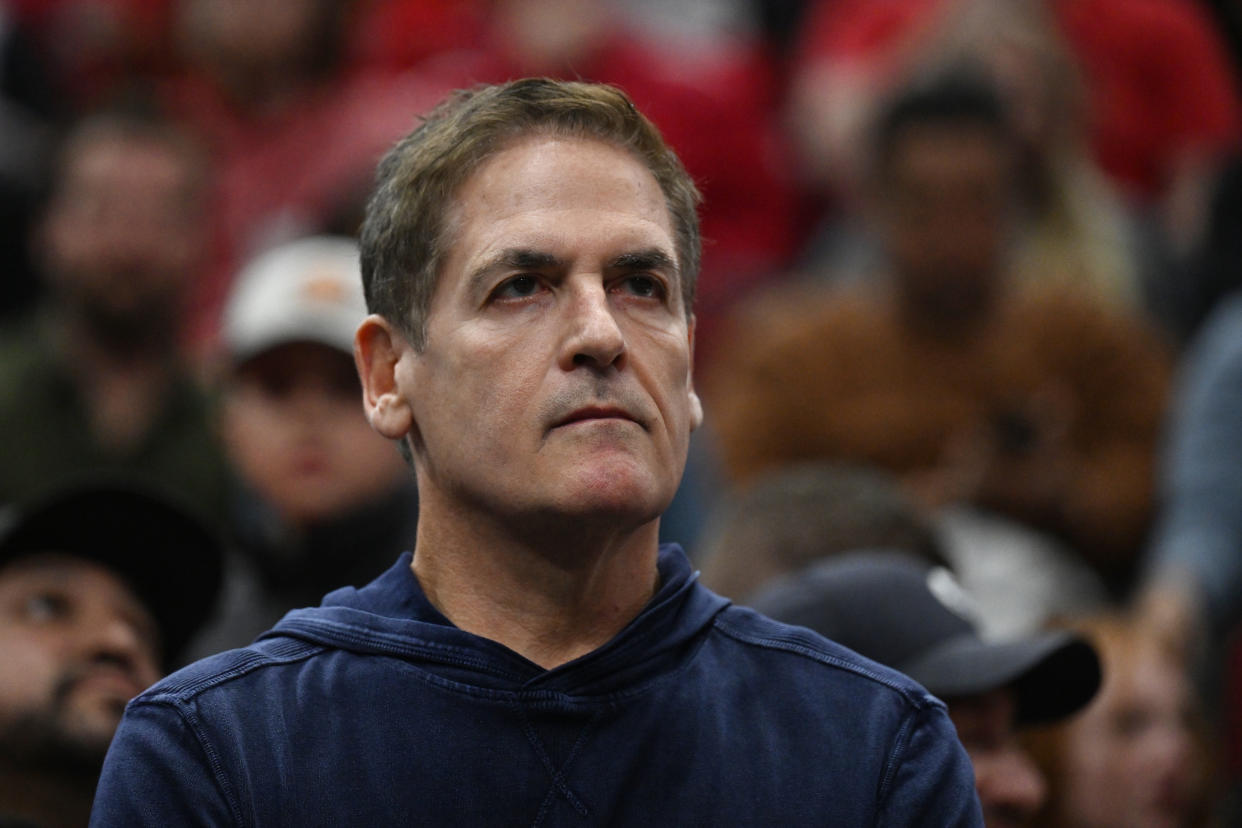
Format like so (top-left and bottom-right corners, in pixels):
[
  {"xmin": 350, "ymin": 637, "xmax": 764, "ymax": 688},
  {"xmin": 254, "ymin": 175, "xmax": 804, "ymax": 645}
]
[{"xmin": 441, "ymin": 137, "xmax": 681, "ymax": 314}]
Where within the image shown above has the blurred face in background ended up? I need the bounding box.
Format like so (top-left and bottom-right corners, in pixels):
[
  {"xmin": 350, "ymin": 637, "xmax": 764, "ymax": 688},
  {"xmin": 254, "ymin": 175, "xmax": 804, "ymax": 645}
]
[
  {"xmin": 0, "ymin": 556, "xmax": 160, "ymax": 772},
  {"xmin": 875, "ymin": 122, "xmax": 1015, "ymax": 326},
  {"xmin": 40, "ymin": 126, "xmax": 205, "ymax": 349},
  {"xmin": 223, "ymin": 342, "xmax": 409, "ymax": 528},
  {"xmin": 1049, "ymin": 634, "xmax": 1206, "ymax": 828},
  {"xmin": 491, "ymin": 0, "xmax": 609, "ymax": 73},
  {"xmin": 948, "ymin": 688, "xmax": 1046, "ymax": 828},
  {"xmin": 179, "ymin": 0, "xmax": 336, "ymax": 91}
]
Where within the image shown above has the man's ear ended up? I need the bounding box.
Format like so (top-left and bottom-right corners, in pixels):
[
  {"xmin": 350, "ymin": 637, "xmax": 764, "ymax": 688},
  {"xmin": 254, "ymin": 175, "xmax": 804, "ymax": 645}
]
[
  {"xmin": 687, "ymin": 314, "xmax": 703, "ymax": 432},
  {"xmin": 355, "ymin": 314, "xmax": 416, "ymax": 442}
]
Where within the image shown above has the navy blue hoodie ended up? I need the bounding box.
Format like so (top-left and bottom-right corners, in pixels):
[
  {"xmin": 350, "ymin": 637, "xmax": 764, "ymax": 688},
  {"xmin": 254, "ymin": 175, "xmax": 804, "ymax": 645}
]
[{"xmin": 91, "ymin": 546, "xmax": 982, "ymax": 826}]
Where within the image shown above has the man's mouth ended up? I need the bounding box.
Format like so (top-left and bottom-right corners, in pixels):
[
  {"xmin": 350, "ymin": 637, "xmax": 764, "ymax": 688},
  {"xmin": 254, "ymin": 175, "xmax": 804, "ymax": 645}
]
[{"xmin": 555, "ymin": 406, "xmax": 642, "ymax": 428}]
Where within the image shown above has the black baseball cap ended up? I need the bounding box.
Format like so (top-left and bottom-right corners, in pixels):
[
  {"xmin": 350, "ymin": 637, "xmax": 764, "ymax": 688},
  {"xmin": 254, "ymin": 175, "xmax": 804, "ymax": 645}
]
[
  {"xmin": 0, "ymin": 479, "xmax": 224, "ymax": 665},
  {"xmin": 749, "ymin": 550, "xmax": 1101, "ymax": 724}
]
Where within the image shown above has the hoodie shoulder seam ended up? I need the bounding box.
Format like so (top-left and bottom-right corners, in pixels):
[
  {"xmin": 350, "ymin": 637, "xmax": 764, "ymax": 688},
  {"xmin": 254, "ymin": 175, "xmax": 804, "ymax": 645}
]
[
  {"xmin": 711, "ymin": 609, "xmax": 940, "ymax": 712},
  {"xmin": 140, "ymin": 639, "xmax": 328, "ymax": 704}
]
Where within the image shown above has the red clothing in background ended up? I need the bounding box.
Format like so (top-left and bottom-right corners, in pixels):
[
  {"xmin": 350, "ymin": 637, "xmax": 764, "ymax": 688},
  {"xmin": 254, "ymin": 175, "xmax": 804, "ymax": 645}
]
[
  {"xmin": 163, "ymin": 67, "xmax": 453, "ymax": 347},
  {"xmin": 1055, "ymin": 0, "xmax": 1241, "ymax": 197},
  {"xmin": 796, "ymin": 0, "xmax": 1242, "ymax": 199},
  {"xmin": 345, "ymin": 0, "xmax": 487, "ymax": 73}
]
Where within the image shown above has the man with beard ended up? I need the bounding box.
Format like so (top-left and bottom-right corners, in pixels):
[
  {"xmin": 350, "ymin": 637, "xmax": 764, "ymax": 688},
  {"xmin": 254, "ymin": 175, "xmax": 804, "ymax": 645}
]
[
  {"xmin": 0, "ymin": 480, "xmax": 221, "ymax": 828},
  {"xmin": 0, "ymin": 106, "xmax": 228, "ymax": 524}
]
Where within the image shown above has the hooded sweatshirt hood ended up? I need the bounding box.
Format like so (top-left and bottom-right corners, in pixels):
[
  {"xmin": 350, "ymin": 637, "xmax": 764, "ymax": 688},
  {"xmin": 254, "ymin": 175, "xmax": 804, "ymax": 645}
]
[{"xmin": 263, "ymin": 545, "xmax": 731, "ymax": 695}]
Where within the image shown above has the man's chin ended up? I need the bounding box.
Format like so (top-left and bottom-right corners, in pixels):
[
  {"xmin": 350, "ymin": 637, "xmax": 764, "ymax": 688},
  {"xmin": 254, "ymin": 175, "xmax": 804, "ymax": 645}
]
[
  {"xmin": 0, "ymin": 708, "xmax": 117, "ymax": 775},
  {"xmin": 559, "ymin": 462, "xmax": 670, "ymax": 511},
  {"xmin": 64, "ymin": 697, "xmax": 128, "ymax": 739}
]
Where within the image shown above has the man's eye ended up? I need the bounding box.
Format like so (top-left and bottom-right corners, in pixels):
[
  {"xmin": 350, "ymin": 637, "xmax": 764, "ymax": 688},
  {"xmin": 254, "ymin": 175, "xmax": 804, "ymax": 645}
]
[
  {"xmin": 619, "ymin": 276, "xmax": 663, "ymax": 299},
  {"xmin": 494, "ymin": 275, "xmax": 541, "ymax": 299},
  {"xmin": 24, "ymin": 592, "xmax": 70, "ymax": 623}
]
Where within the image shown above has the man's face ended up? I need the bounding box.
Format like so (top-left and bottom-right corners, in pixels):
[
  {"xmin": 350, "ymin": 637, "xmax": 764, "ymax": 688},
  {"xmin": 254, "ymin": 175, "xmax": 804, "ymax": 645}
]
[
  {"xmin": 0, "ymin": 556, "xmax": 161, "ymax": 770},
  {"xmin": 387, "ymin": 135, "xmax": 700, "ymax": 532},
  {"xmin": 224, "ymin": 342, "xmax": 410, "ymax": 527},
  {"xmin": 876, "ymin": 123, "xmax": 1013, "ymax": 322},
  {"xmin": 948, "ymin": 688, "xmax": 1046, "ymax": 828},
  {"xmin": 41, "ymin": 131, "xmax": 204, "ymax": 342},
  {"xmin": 185, "ymin": 0, "xmax": 325, "ymax": 76},
  {"xmin": 1057, "ymin": 640, "xmax": 1202, "ymax": 828}
]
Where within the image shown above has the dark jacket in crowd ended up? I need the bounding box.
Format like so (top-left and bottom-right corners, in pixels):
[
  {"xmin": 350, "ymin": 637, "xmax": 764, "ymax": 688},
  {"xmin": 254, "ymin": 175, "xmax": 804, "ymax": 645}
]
[{"xmin": 91, "ymin": 546, "xmax": 982, "ymax": 826}]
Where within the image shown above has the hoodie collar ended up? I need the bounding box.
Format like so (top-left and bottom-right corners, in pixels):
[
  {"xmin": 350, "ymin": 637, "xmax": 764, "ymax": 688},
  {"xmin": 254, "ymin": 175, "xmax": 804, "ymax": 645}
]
[{"xmin": 264, "ymin": 544, "xmax": 730, "ymax": 694}]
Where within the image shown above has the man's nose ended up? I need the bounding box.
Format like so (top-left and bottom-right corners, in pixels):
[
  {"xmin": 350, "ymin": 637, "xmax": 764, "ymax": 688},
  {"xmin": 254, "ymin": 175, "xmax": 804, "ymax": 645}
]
[
  {"xmin": 977, "ymin": 746, "xmax": 1047, "ymax": 822},
  {"xmin": 79, "ymin": 610, "xmax": 159, "ymax": 686},
  {"xmin": 1146, "ymin": 717, "xmax": 1196, "ymax": 776},
  {"xmin": 559, "ymin": 280, "xmax": 626, "ymax": 371}
]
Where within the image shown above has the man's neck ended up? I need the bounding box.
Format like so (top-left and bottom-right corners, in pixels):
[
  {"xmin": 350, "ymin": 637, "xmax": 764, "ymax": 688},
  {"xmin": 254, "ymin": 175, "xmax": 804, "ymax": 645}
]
[{"xmin": 410, "ymin": 495, "xmax": 662, "ymax": 671}]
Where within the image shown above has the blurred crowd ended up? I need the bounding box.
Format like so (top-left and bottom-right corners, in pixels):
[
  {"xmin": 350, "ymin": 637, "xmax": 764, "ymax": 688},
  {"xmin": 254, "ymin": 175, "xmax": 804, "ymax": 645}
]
[{"xmin": 3, "ymin": 0, "xmax": 1242, "ymax": 825}]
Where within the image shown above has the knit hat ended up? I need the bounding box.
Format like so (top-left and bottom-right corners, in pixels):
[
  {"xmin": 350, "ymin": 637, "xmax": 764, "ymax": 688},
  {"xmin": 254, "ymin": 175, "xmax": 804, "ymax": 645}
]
[{"xmin": 0, "ymin": 479, "xmax": 224, "ymax": 664}]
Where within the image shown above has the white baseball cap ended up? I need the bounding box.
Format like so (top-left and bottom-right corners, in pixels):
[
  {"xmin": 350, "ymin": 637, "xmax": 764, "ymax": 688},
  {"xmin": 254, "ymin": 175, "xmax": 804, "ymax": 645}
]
[{"xmin": 222, "ymin": 236, "xmax": 368, "ymax": 363}]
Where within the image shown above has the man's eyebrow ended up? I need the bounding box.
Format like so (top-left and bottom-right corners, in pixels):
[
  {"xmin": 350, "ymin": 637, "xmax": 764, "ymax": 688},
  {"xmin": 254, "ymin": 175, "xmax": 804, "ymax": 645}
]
[
  {"xmin": 608, "ymin": 248, "xmax": 678, "ymax": 275},
  {"xmin": 466, "ymin": 247, "xmax": 678, "ymax": 293},
  {"xmin": 467, "ymin": 249, "xmax": 564, "ymax": 292}
]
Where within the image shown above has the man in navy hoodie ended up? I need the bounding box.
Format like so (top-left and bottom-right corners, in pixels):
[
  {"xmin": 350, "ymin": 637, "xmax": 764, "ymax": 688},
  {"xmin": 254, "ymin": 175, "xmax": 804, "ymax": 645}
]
[{"xmin": 91, "ymin": 78, "xmax": 983, "ymax": 826}]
